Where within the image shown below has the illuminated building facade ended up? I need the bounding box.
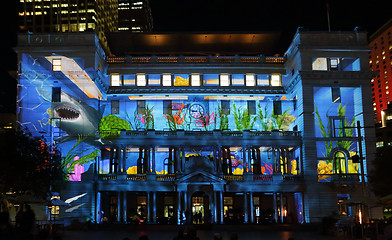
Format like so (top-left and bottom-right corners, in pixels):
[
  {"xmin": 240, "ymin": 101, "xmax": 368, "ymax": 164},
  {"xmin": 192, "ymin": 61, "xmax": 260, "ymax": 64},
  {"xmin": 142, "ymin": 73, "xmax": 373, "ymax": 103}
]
[
  {"xmin": 118, "ymin": 0, "xmax": 153, "ymax": 32},
  {"xmin": 15, "ymin": 29, "xmax": 375, "ymax": 224}
]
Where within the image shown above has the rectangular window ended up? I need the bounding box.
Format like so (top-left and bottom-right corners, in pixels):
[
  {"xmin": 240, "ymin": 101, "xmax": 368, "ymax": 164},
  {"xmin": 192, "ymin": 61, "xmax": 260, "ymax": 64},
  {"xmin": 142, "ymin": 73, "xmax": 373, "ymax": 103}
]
[
  {"xmin": 111, "ymin": 100, "xmax": 119, "ymax": 114},
  {"xmin": 52, "ymin": 87, "xmax": 61, "ymax": 102},
  {"xmin": 329, "ymin": 116, "xmax": 345, "ymax": 137},
  {"xmin": 191, "ymin": 73, "xmax": 200, "ymax": 86},
  {"xmin": 231, "ymin": 74, "xmax": 244, "ymax": 86},
  {"xmin": 257, "ymin": 74, "xmax": 270, "ymax": 86},
  {"xmin": 273, "ymin": 100, "xmax": 282, "ymax": 115},
  {"xmin": 148, "ymin": 74, "xmax": 160, "ymax": 86},
  {"xmin": 312, "ymin": 57, "xmax": 328, "ymax": 70},
  {"xmin": 245, "ymin": 73, "xmax": 256, "ymax": 86},
  {"xmin": 52, "ymin": 59, "xmax": 61, "ymax": 71},
  {"xmin": 329, "ymin": 57, "xmax": 339, "ymax": 70},
  {"xmin": 136, "ymin": 73, "xmax": 146, "ymax": 86},
  {"xmin": 163, "ymin": 100, "xmax": 172, "ymax": 115},
  {"xmin": 162, "ymin": 73, "xmax": 172, "ymax": 86},
  {"xmin": 220, "ymin": 73, "xmax": 230, "ymax": 86},
  {"xmin": 221, "ymin": 100, "xmax": 230, "ymax": 115},
  {"xmin": 111, "ymin": 74, "xmax": 121, "ymax": 86},
  {"xmin": 247, "ymin": 100, "xmax": 256, "ymax": 115},
  {"xmin": 270, "ymin": 74, "xmax": 281, "ymax": 86},
  {"xmin": 332, "ymin": 87, "xmax": 341, "ymax": 103},
  {"xmin": 137, "ymin": 100, "xmax": 146, "ymax": 114}
]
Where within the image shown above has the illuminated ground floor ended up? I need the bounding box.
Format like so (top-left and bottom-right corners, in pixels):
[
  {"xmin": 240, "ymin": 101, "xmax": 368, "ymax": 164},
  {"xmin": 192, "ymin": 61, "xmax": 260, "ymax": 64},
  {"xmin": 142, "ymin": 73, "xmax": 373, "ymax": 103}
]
[{"xmin": 97, "ymin": 190, "xmax": 305, "ymax": 225}]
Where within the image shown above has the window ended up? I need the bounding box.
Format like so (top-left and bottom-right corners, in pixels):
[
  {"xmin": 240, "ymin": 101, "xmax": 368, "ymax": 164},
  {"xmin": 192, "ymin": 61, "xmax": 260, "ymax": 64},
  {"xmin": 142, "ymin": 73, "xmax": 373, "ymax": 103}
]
[
  {"xmin": 273, "ymin": 101, "xmax": 282, "ymax": 115},
  {"xmin": 163, "ymin": 100, "xmax": 172, "ymax": 115},
  {"xmin": 191, "ymin": 73, "xmax": 200, "ymax": 86},
  {"xmin": 247, "ymin": 100, "xmax": 256, "ymax": 115},
  {"xmin": 245, "ymin": 73, "xmax": 256, "ymax": 86},
  {"xmin": 220, "ymin": 73, "xmax": 230, "ymax": 86},
  {"xmin": 257, "ymin": 74, "xmax": 270, "ymax": 86},
  {"xmin": 111, "ymin": 100, "xmax": 119, "ymax": 114},
  {"xmin": 137, "ymin": 100, "xmax": 146, "ymax": 114},
  {"xmin": 162, "ymin": 73, "xmax": 172, "ymax": 86},
  {"xmin": 136, "ymin": 73, "xmax": 146, "ymax": 86},
  {"xmin": 332, "ymin": 87, "xmax": 341, "ymax": 103},
  {"xmin": 52, "ymin": 59, "xmax": 61, "ymax": 71},
  {"xmin": 329, "ymin": 57, "xmax": 339, "ymax": 70},
  {"xmin": 111, "ymin": 74, "xmax": 120, "ymax": 86},
  {"xmin": 221, "ymin": 100, "xmax": 230, "ymax": 115},
  {"xmin": 312, "ymin": 58, "xmax": 328, "ymax": 70},
  {"xmin": 329, "ymin": 116, "xmax": 345, "ymax": 137},
  {"xmin": 270, "ymin": 74, "xmax": 281, "ymax": 86},
  {"xmin": 52, "ymin": 87, "xmax": 61, "ymax": 102},
  {"xmin": 333, "ymin": 151, "xmax": 347, "ymax": 174}
]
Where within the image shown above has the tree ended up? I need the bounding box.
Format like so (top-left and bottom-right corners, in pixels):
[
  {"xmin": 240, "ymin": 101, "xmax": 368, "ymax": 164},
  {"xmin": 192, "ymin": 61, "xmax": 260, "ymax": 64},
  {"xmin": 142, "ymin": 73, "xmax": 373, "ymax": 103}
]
[
  {"xmin": 0, "ymin": 125, "xmax": 65, "ymax": 198},
  {"xmin": 368, "ymin": 145, "xmax": 392, "ymax": 197}
]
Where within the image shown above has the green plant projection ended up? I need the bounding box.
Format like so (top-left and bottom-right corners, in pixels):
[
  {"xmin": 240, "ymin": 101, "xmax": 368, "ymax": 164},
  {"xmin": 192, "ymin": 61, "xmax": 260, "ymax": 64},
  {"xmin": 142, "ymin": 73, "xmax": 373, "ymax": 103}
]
[
  {"xmin": 314, "ymin": 103, "xmax": 356, "ymax": 157},
  {"xmin": 99, "ymin": 114, "xmax": 131, "ymax": 139},
  {"xmin": 232, "ymin": 103, "xmax": 256, "ymax": 131},
  {"xmin": 217, "ymin": 105, "xmax": 229, "ymax": 130},
  {"xmin": 61, "ymin": 136, "xmax": 99, "ymax": 180},
  {"xmin": 128, "ymin": 104, "xmax": 155, "ymax": 130},
  {"xmin": 256, "ymin": 102, "xmax": 295, "ymax": 131}
]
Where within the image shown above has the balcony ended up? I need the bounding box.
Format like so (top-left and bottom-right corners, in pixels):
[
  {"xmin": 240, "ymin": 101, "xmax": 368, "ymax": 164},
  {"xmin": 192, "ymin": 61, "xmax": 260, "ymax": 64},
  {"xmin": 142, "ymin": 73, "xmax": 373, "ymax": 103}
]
[{"xmin": 100, "ymin": 129, "xmax": 302, "ymax": 146}]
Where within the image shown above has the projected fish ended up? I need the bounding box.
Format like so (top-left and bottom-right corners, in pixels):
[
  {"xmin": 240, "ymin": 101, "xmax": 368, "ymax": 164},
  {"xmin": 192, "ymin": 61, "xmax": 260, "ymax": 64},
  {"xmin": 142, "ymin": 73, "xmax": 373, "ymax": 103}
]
[{"xmin": 51, "ymin": 91, "xmax": 102, "ymax": 143}]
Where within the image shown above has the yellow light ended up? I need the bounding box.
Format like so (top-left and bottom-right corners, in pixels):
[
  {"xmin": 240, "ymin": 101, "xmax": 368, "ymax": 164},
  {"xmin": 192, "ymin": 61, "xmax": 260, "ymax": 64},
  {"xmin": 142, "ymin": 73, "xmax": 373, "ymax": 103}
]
[{"xmin": 358, "ymin": 209, "xmax": 362, "ymax": 224}]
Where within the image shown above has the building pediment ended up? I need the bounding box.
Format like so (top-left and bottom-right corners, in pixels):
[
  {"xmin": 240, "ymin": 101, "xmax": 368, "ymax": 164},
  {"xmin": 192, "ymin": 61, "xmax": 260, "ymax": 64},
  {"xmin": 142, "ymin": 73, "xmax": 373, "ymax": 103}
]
[{"xmin": 176, "ymin": 170, "xmax": 226, "ymax": 184}]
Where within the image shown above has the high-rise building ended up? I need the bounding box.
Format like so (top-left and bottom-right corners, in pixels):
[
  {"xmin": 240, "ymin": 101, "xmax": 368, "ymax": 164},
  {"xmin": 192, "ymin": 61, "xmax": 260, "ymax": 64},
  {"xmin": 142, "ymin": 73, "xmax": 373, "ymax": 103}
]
[
  {"xmin": 369, "ymin": 19, "xmax": 392, "ymax": 148},
  {"xmin": 118, "ymin": 0, "xmax": 153, "ymax": 32},
  {"xmin": 14, "ymin": 29, "xmax": 376, "ymax": 225},
  {"xmin": 18, "ymin": 0, "xmax": 118, "ymax": 49},
  {"xmin": 369, "ymin": 19, "xmax": 392, "ymax": 123}
]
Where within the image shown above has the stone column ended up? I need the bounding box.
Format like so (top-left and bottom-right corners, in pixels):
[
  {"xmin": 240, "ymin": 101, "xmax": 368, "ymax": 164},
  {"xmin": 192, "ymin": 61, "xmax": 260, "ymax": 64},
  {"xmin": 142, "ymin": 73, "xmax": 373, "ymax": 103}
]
[
  {"xmin": 244, "ymin": 192, "xmax": 248, "ymax": 223},
  {"xmin": 213, "ymin": 191, "xmax": 218, "ymax": 223},
  {"xmin": 151, "ymin": 146, "xmax": 156, "ymax": 173},
  {"xmin": 122, "ymin": 147, "xmax": 127, "ymax": 173},
  {"xmin": 219, "ymin": 191, "xmax": 224, "ymax": 223},
  {"xmin": 177, "ymin": 191, "xmax": 181, "ymax": 225},
  {"xmin": 152, "ymin": 191, "xmax": 157, "ymax": 223},
  {"xmin": 280, "ymin": 192, "xmax": 284, "ymax": 223},
  {"xmin": 249, "ymin": 192, "xmax": 254, "ymax": 223},
  {"xmin": 117, "ymin": 191, "xmax": 121, "ymax": 222},
  {"xmin": 147, "ymin": 191, "xmax": 150, "ymax": 223},
  {"xmin": 123, "ymin": 191, "xmax": 127, "ymax": 222},
  {"xmin": 273, "ymin": 192, "xmax": 278, "ymax": 223}
]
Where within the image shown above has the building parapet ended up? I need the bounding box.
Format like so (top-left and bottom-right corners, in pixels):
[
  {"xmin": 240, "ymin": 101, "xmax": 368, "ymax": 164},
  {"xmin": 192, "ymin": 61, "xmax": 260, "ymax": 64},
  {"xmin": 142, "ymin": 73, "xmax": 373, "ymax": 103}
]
[{"xmin": 106, "ymin": 55, "xmax": 285, "ymax": 64}]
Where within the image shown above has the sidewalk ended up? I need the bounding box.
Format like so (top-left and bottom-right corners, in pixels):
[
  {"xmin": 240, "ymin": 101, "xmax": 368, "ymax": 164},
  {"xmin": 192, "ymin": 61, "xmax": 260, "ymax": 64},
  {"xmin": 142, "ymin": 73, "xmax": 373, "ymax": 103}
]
[{"xmin": 57, "ymin": 224, "xmax": 368, "ymax": 240}]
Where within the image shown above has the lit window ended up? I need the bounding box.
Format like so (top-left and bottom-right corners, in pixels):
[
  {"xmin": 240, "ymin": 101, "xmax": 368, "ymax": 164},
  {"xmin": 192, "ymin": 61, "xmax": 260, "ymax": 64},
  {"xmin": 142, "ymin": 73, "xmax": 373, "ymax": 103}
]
[
  {"xmin": 312, "ymin": 57, "xmax": 328, "ymax": 70},
  {"xmin": 270, "ymin": 74, "xmax": 281, "ymax": 86},
  {"xmin": 162, "ymin": 73, "xmax": 172, "ymax": 86},
  {"xmin": 52, "ymin": 59, "xmax": 61, "ymax": 71},
  {"xmin": 332, "ymin": 87, "xmax": 341, "ymax": 103},
  {"xmin": 245, "ymin": 73, "xmax": 256, "ymax": 86},
  {"xmin": 220, "ymin": 73, "xmax": 230, "ymax": 86},
  {"xmin": 136, "ymin": 73, "xmax": 146, "ymax": 86},
  {"xmin": 191, "ymin": 73, "xmax": 200, "ymax": 86},
  {"xmin": 111, "ymin": 74, "xmax": 120, "ymax": 86},
  {"xmin": 111, "ymin": 100, "xmax": 119, "ymax": 114}
]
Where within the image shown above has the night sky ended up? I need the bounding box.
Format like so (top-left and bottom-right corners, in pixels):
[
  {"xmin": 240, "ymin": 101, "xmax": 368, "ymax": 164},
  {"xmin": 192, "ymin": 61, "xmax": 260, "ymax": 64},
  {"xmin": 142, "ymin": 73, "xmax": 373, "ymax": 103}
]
[{"xmin": 1, "ymin": 0, "xmax": 391, "ymax": 113}]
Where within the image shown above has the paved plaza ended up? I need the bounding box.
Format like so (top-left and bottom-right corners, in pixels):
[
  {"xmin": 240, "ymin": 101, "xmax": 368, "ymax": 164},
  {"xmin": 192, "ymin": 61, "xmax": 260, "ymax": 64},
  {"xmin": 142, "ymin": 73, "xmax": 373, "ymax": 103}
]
[{"xmin": 57, "ymin": 224, "xmax": 362, "ymax": 240}]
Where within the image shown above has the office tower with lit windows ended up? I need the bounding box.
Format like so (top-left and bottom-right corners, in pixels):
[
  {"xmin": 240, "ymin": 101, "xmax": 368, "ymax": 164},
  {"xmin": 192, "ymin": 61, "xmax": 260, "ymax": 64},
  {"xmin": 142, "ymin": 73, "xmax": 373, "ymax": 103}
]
[
  {"xmin": 18, "ymin": 0, "xmax": 118, "ymax": 47},
  {"xmin": 369, "ymin": 19, "xmax": 392, "ymax": 123},
  {"xmin": 369, "ymin": 19, "xmax": 392, "ymax": 147},
  {"xmin": 15, "ymin": 29, "xmax": 376, "ymax": 225},
  {"xmin": 118, "ymin": 0, "xmax": 153, "ymax": 32}
]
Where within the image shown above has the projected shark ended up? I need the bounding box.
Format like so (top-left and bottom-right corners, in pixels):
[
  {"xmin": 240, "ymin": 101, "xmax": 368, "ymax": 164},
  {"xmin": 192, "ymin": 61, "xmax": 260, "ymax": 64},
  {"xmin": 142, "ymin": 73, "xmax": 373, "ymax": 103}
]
[{"xmin": 52, "ymin": 91, "xmax": 102, "ymax": 144}]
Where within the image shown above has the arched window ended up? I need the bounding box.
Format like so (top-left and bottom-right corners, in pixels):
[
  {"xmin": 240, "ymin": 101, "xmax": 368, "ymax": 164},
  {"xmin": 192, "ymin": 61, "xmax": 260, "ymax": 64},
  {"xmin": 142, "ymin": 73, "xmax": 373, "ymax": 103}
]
[{"xmin": 332, "ymin": 150, "xmax": 348, "ymax": 174}]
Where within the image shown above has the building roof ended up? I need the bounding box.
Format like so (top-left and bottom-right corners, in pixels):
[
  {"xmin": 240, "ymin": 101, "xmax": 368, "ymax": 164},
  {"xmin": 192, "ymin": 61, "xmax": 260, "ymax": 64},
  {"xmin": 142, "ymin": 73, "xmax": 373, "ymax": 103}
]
[{"xmin": 106, "ymin": 32, "xmax": 282, "ymax": 56}]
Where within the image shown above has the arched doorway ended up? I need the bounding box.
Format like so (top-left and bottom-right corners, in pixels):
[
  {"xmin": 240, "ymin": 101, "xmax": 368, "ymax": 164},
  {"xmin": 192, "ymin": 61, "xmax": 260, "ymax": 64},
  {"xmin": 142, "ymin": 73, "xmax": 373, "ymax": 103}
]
[{"xmin": 191, "ymin": 191, "xmax": 210, "ymax": 224}]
